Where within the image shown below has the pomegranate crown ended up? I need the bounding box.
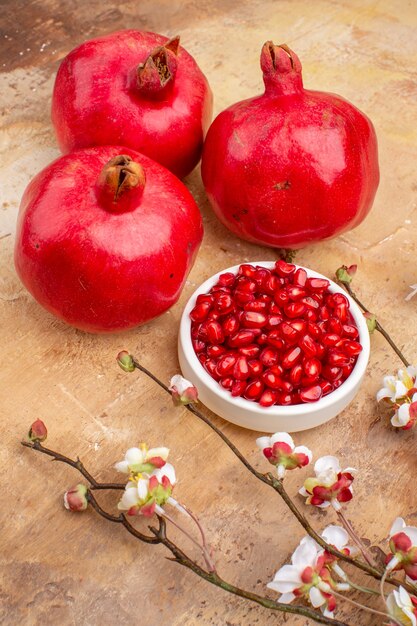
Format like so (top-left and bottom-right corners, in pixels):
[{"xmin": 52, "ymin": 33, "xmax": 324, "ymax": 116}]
[
  {"xmin": 261, "ymin": 41, "xmax": 303, "ymax": 95},
  {"xmin": 136, "ymin": 36, "xmax": 180, "ymax": 98}
]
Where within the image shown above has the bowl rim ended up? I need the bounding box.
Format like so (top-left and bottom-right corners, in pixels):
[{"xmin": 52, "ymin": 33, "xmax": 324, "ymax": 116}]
[{"xmin": 179, "ymin": 261, "xmax": 370, "ymax": 417}]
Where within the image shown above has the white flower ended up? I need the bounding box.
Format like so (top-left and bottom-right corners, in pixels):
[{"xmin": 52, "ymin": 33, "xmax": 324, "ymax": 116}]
[
  {"xmin": 169, "ymin": 374, "xmax": 198, "ymax": 405},
  {"xmin": 267, "ymin": 539, "xmax": 321, "ymax": 603},
  {"xmin": 117, "ymin": 463, "xmax": 176, "ymax": 517},
  {"xmin": 377, "ymin": 367, "xmax": 417, "ymax": 403},
  {"xmin": 299, "ymin": 456, "xmax": 357, "ymax": 510},
  {"xmin": 391, "ymin": 394, "xmax": 417, "ymax": 429},
  {"xmin": 256, "ymin": 432, "xmax": 312, "ymax": 478},
  {"xmin": 387, "ymin": 587, "xmax": 417, "ymax": 626},
  {"xmin": 115, "ymin": 444, "xmax": 170, "ymax": 474}
]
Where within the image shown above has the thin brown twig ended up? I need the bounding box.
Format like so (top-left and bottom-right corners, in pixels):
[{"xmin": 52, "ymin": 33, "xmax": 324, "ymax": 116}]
[
  {"xmin": 338, "ymin": 281, "xmax": 410, "ymax": 367},
  {"xmin": 128, "ymin": 357, "xmax": 417, "ymax": 595},
  {"xmin": 22, "ymin": 441, "xmax": 351, "ymax": 626}
]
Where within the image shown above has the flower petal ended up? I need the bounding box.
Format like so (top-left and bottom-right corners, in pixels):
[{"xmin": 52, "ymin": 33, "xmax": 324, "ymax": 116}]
[
  {"xmin": 390, "ymin": 518, "xmax": 406, "ymax": 537},
  {"xmin": 270, "ymin": 432, "xmax": 295, "ymax": 449},
  {"xmin": 125, "ymin": 447, "xmax": 144, "ymax": 466},
  {"xmin": 114, "ymin": 461, "xmax": 130, "ymax": 473},
  {"xmin": 309, "ymin": 586, "xmax": 326, "ymax": 608},
  {"xmin": 154, "ymin": 462, "xmax": 176, "ymax": 486},
  {"xmin": 256, "ymin": 436, "xmax": 271, "ymax": 451},
  {"xmin": 322, "ymin": 525, "xmax": 349, "ymax": 550},
  {"xmin": 118, "ymin": 486, "xmax": 139, "ymax": 510},
  {"xmin": 269, "ymin": 564, "xmax": 302, "ymax": 593},
  {"xmin": 146, "ymin": 447, "xmax": 169, "ymax": 462},
  {"xmin": 278, "ymin": 592, "xmax": 296, "ymax": 604},
  {"xmin": 137, "ymin": 478, "xmax": 149, "ymax": 501},
  {"xmin": 293, "ymin": 445, "xmax": 313, "ymax": 464},
  {"xmin": 292, "ymin": 539, "xmax": 319, "ymax": 570},
  {"xmin": 314, "ymin": 455, "xmax": 340, "ymax": 476}
]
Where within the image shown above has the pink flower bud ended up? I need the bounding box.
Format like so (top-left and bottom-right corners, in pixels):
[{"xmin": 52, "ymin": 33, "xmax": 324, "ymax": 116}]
[
  {"xmin": 64, "ymin": 484, "xmax": 88, "ymax": 512},
  {"xmin": 335, "ymin": 264, "xmax": 357, "ymax": 285},
  {"xmin": 28, "ymin": 419, "xmax": 47, "ymax": 442},
  {"xmin": 169, "ymin": 375, "xmax": 198, "ymax": 406},
  {"xmin": 116, "ymin": 351, "xmax": 136, "ymax": 373}
]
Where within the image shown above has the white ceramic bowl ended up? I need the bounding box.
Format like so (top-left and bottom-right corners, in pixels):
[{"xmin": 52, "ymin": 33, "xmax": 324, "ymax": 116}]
[{"xmin": 178, "ymin": 262, "xmax": 370, "ymax": 433}]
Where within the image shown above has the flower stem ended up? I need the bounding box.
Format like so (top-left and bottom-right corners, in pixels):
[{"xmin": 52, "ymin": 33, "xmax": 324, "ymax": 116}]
[
  {"xmin": 156, "ymin": 504, "xmax": 216, "ymax": 573},
  {"xmin": 168, "ymin": 497, "xmax": 216, "ymax": 572},
  {"xmin": 23, "ymin": 441, "xmax": 351, "ymax": 626},
  {"xmin": 126, "ymin": 356, "xmax": 417, "ymax": 595},
  {"xmin": 331, "ymin": 589, "xmax": 397, "ymax": 622},
  {"xmin": 336, "ymin": 509, "xmax": 378, "ymax": 569},
  {"xmin": 338, "ymin": 281, "xmax": 410, "ymax": 367}
]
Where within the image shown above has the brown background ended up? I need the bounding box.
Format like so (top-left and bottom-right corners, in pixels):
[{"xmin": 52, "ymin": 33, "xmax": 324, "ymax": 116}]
[{"xmin": 1, "ymin": 1, "xmax": 417, "ymax": 624}]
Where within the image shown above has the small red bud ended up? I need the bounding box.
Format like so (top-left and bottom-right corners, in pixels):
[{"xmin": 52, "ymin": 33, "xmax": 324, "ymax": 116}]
[
  {"xmin": 28, "ymin": 419, "xmax": 47, "ymax": 442},
  {"xmin": 116, "ymin": 350, "xmax": 136, "ymax": 372},
  {"xmin": 64, "ymin": 484, "xmax": 88, "ymax": 512}
]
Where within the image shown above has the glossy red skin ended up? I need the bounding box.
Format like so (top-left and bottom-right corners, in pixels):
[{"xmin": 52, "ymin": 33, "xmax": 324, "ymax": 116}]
[
  {"xmin": 14, "ymin": 146, "xmax": 203, "ymax": 333},
  {"xmin": 202, "ymin": 44, "xmax": 379, "ymax": 248},
  {"xmin": 51, "ymin": 30, "xmax": 213, "ymax": 179}
]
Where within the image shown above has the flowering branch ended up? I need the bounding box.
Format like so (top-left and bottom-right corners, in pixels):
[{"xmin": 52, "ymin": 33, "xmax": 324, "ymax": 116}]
[
  {"xmin": 21, "ymin": 436, "xmax": 351, "ymax": 626},
  {"xmin": 119, "ymin": 353, "xmax": 417, "ymax": 597},
  {"xmin": 335, "ymin": 266, "xmax": 410, "ymax": 367}
]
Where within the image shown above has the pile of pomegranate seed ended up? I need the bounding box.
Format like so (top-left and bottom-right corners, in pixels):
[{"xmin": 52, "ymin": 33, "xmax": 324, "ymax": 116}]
[{"xmin": 190, "ymin": 261, "xmax": 362, "ymax": 406}]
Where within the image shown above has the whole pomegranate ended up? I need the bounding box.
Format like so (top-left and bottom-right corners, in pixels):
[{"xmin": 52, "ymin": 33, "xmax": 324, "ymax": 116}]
[
  {"xmin": 14, "ymin": 147, "xmax": 203, "ymax": 333},
  {"xmin": 202, "ymin": 42, "xmax": 379, "ymax": 248},
  {"xmin": 52, "ymin": 30, "xmax": 213, "ymax": 179}
]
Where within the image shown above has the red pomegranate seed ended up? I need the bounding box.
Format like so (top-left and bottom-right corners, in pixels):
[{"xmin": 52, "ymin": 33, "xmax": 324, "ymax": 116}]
[
  {"xmin": 328, "ymin": 317, "xmax": 343, "ymax": 335},
  {"xmin": 233, "ymin": 356, "xmax": 250, "ymax": 380},
  {"xmin": 307, "ymin": 322, "xmax": 323, "ymax": 340},
  {"xmin": 257, "ymin": 333, "xmax": 268, "ymax": 345},
  {"xmin": 282, "ymin": 346, "xmax": 302, "ymax": 369},
  {"xmin": 229, "ymin": 329, "xmax": 255, "ymax": 347},
  {"xmin": 234, "ymin": 290, "xmax": 255, "ymax": 306},
  {"xmin": 342, "ymin": 340, "xmax": 362, "ymax": 356},
  {"xmin": 241, "ymin": 311, "xmax": 268, "ymax": 328},
  {"xmin": 214, "ymin": 292, "xmax": 234, "ymax": 314},
  {"xmin": 207, "ymin": 345, "xmax": 226, "ymax": 358},
  {"xmin": 334, "ymin": 303, "xmax": 348, "ymax": 322},
  {"xmin": 266, "ymin": 330, "xmax": 285, "ymax": 349},
  {"xmin": 267, "ymin": 314, "xmax": 283, "ymax": 329},
  {"xmin": 277, "ymin": 391, "xmax": 293, "ymax": 405},
  {"xmin": 238, "ymin": 264, "xmax": 257, "ymax": 278},
  {"xmin": 190, "ymin": 301, "xmax": 212, "ymax": 321},
  {"xmin": 236, "ymin": 277, "xmax": 256, "ymax": 293},
  {"xmin": 269, "ymin": 302, "xmax": 282, "ymax": 314},
  {"xmin": 287, "ymin": 286, "xmax": 307, "ymax": 300},
  {"xmin": 289, "ymin": 363, "xmax": 303, "ymax": 386},
  {"xmin": 198, "ymin": 353, "xmax": 208, "ymax": 364},
  {"xmin": 192, "ymin": 338, "xmax": 206, "ymax": 353},
  {"xmin": 284, "ymin": 302, "xmax": 306, "ymax": 318},
  {"xmin": 206, "ymin": 320, "xmax": 224, "ymax": 344},
  {"xmin": 207, "ymin": 310, "xmax": 221, "ymax": 321},
  {"xmin": 301, "ymin": 296, "xmax": 319, "ymax": 309},
  {"xmin": 322, "ymin": 365, "xmax": 343, "ymax": 381},
  {"xmin": 244, "ymin": 300, "xmax": 268, "ymax": 312},
  {"xmin": 299, "ymin": 334, "xmax": 317, "ymax": 357},
  {"xmin": 303, "ymin": 357, "xmax": 322, "ymax": 379},
  {"xmin": 342, "ymin": 324, "xmax": 359, "ymax": 339},
  {"xmin": 327, "ymin": 351, "xmax": 350, "ymax": 367},
  {"xmin": 196, "ymin": 293, "xmax": 214, "ymax": 305},
  {"xmin": 315, "ymin": 342, "xmax": 326, "ymax": 359},
  {"xmin": 260, "ymin": 347, "xmax": 279, "ymax": 367},
  {"xmin": 274, "ymin": 288, "xmax": 290, "ymax": 306},
  {"xmin": 216, "ymin": 354, "xmax": 236, "ymax": 376},
  {"xmin": 238, "ymin": 344, "xmax": 260, "ymax": 358},
  {"xmin": 319, "ymin": 380, "xmax": 334, "ymax": 396},
  {"xmin": 341, "ymin": 363, "xmax": 354, "ymax": 378},
  {"xmin": 222, "ymin": 314, "xmax": 239, "ymax": 336},
  {"xmin": 264, "ymin": 274, "xmax": 281, "ymax": 294},
  {"xmin": 289, "ymin": 319, "xmax": 307, "ymax": 334},
  {"xmin": 280, "ymin": 321, "xmax": 299, "ymax": 343},
  {"xmin": 304, "ymin": 309, "xmax": 318, "ymax": 322},
  {"xmin": 330, "ymin": 293, "xmax": 349, "ymax": 307},
  {"xmin": 269, "ymin": 364, "xmax": 284, "ymax": 376},
  {"xmin": 244, "ymin": 379, "xmax": 264, "ymax": 400},
  {"xmin": 217, "ymin": 272, "xmax": 235, "ymax": 287},
  {"xmin": 254, "ymin": 267, "xmax": 271, "ymax": 287},
  {"xmin": 220, "ymin": 376, "xmax": 234, "ymax": 390},
  {"xmin": 259, "ymin": 389, "xmax": 278, "ymax": 406},
  {"xmin": 262, "ymin": 369, "xmax": 285, "ymax": 389},
  {"xmin": 231, "ymin": 379, "xmax": 246, "ymax": 397},
  {"xmin": 293, "ymin": 268, "xmax": 307, "ymax": 286},
  {"xmin": 205, "ymin": 359, "xmax": 221, "ymax": 380},
  {"xmin": 248, "ymin": 359, "xmax": 263, "ymax": 377},
  {"xmin": 307, "ymin": 277, "xmax": 330, "ymax": 291},
  {"xmin": 275, "ymin": 260, "xmax": 296, "ymax": 277},
  {"xmin": 300, "ymin": 384, "xmax": 323, "ymax": 403},
  {"xmin": 322, "ymin": 333, "xmax": 341, "ymax": 347},
  {"xmin": 319, "ymin": 305, "xmax": 330, "ymax": 321}
]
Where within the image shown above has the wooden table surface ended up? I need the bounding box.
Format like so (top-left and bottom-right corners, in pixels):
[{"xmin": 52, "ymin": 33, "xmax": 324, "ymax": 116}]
[{"xmin": 1, "ymin": 1, "xmax": 417, "ymax": 624}]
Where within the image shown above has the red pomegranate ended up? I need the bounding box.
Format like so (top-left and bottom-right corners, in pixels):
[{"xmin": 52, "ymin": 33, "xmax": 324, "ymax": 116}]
[
  {"xmin": 52, "ymin": 30, "xmax": 213, "ymax": 179},
  {"xmin": 14, "ymin": 146, "xmax": 203, "ymax": 333},
  {"xmin": 202, "ymin": 42, "xmax": 379, "ymax": 248}
]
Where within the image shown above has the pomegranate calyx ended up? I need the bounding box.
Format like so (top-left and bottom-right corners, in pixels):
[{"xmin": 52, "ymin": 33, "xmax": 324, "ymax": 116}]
[
  {"xmin": 96, "ymin": 155, "xmax": 146, "ymax": 212},
  {"xmin": 261, "ymin": 41, "xmax": 303, "ymax": 96},
  {"xmin": 136, "ymin": 36, "xmax": 180, "ymax": 98}
]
